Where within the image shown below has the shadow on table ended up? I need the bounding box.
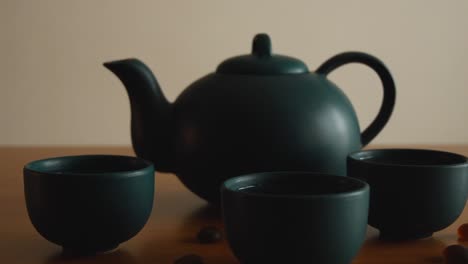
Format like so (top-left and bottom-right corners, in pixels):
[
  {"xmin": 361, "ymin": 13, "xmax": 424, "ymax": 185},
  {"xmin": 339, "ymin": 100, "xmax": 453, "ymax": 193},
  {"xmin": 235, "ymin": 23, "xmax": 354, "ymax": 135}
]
[
  {"xmin": 44, "ymin": 249, "xmax": 137, "ymax": 264},
  {"xmin": 138, "ymin": 203, "xmax": 238, "ymax": 263},
  {"xmin": 183, "ymin": 204, "xmax": 221, "ymax": 224},
  {"xmin": 177, "ymin": 203, "xmax": 223, "ymax": 243},
  {"xmin": 358, "ymin": 236, "xmax": 447, "ymax": 263}
]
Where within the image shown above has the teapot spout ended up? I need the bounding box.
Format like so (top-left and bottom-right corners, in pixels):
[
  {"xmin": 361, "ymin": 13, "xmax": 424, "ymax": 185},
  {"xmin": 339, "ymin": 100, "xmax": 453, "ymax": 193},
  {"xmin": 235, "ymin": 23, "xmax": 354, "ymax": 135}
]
[{"xmin": 104, "ymin": 58, "xmax": 174, "ymax": 172}]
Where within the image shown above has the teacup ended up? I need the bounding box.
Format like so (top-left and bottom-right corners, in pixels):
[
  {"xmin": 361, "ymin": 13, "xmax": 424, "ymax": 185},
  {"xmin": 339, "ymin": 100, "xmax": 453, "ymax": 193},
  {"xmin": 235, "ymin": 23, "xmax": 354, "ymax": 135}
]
[
  {"xmin": 348, "ymin": 148, "xmax": 468, "ymax": 241},
  {"xmin": 221, "ymin": 172, "xmax": 369, "ymax": 264},
  {"xmin": 24, "ymin": 155, "xmax": 155, "ymax": 254}
]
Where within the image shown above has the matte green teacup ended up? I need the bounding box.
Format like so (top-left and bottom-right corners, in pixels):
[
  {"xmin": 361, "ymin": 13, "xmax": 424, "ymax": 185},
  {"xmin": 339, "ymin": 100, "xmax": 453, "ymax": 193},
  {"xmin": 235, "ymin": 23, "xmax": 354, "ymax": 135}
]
[
  {"xmin": 24, "ymin": 155, "xmax": 154, "ymax": 254},
  {"xmin": 221, "ymin": 172, "xmax": 369, "ymax": 264},
  {"xmin": 348, "ymin": 149, "xmax": 468, "ymax": 241}
]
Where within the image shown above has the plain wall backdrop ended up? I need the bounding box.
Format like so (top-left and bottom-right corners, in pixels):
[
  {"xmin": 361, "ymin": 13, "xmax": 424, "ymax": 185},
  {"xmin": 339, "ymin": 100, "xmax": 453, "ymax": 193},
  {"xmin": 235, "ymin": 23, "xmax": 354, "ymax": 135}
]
[{"xmin": 1, "ymin": 0, "xmax": 467, "ymax": 145}]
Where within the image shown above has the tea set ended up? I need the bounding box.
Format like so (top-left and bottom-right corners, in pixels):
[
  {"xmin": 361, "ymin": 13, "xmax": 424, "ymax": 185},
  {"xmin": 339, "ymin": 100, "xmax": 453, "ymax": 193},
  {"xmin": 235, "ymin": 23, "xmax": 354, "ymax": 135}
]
[{"xmin": 23, "ymin": 33, "xmax": 468, "ymax": 263}]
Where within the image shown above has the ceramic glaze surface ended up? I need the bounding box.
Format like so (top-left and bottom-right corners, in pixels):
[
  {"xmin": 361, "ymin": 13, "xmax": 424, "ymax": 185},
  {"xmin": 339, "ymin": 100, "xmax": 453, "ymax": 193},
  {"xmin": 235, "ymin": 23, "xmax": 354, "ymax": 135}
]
[
  {"xmin": 221, "ymin": 172, "xmax": 369, "ymax": 264},
  {"xmin": 23, "ymin": 155, "xmax": 155, "ymax": 253},
  {"xmin": 104, "ymin": 33, "xmax": 396, "ymax": 204},
  {"xmin": 348, "ymin": 149, "xmax": 468, "ymax": 240}
]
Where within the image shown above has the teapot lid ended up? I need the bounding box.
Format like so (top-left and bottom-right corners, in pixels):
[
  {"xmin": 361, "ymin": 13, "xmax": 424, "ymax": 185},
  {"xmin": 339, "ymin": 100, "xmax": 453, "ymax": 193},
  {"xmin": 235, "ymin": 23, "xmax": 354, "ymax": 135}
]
[{"xmin": 216, "ymin": 33, "xmax": 309, "ymax": 75}]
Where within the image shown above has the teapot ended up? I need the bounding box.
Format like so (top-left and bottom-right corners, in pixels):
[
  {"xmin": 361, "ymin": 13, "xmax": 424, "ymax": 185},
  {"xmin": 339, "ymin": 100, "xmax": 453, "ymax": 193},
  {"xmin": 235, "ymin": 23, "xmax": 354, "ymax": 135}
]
[{"xmin": 104, "ymin": 33, "xmax": 395, "ymax": 204}]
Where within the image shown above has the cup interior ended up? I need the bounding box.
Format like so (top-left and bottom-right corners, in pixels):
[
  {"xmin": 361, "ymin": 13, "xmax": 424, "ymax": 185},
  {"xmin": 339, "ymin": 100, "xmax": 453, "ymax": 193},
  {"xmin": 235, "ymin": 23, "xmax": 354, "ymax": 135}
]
[
  {"xmin": 224, "ymin": 172, "xmax": 367, "ymax": 197},
  {"xmin": 24, "ymin": 155, "xmax": 152, "ymax": 175},
  {"xmin": 349, "ymin": 149, "xmax": 467, "ymax": 167}
]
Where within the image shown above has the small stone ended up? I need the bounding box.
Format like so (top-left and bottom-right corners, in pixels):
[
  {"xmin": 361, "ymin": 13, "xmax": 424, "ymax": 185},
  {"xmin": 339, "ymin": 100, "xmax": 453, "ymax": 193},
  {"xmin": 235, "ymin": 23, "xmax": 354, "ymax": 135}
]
[
  {"xmin": 443, "ymin": 244, "xmax": 468, "ymax": 264},
  {"xmin": 174, "ymin": 254, "xmax": 204, "ymax": 264},
  {"xmin": 197, "ymin": 226, "xmax": 222, "ymax": 244}
]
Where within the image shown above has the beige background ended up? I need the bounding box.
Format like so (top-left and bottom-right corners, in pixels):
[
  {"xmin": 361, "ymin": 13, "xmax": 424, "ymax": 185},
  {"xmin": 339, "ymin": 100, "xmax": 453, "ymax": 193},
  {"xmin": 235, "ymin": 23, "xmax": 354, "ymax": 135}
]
[{"xmin": 1, "ymin": 0, "xmax": 467, "ymax": 145}]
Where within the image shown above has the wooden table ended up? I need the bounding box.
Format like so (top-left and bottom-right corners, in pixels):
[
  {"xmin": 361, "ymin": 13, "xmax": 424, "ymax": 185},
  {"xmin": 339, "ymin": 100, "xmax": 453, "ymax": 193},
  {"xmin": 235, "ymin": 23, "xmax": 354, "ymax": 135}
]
[{"xmin": 1, "ymin": 146, "xmax": 467, "ymax": 263}]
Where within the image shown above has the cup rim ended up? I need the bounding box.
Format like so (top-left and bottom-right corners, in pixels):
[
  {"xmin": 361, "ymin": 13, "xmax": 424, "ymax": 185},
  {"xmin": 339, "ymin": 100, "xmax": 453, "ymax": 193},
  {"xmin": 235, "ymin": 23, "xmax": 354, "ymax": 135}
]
[
  {"xmin": 23, "ymin": 154, "xmax": 154, "ymax": 178},
  {"xmin": 222, "ymin": 171, "xmax": 369, "ymax": 199},
  {"xmin": 348, "ymin": 148, "xmax": 468, "ymax": 168}
]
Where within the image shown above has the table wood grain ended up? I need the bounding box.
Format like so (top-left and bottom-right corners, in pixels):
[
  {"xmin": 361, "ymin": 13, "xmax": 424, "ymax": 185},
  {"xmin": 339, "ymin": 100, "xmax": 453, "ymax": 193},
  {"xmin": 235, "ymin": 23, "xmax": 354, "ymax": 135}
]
[{"xmin": 1, "ymin": 146, "xmax": 467, "ymax": 263}]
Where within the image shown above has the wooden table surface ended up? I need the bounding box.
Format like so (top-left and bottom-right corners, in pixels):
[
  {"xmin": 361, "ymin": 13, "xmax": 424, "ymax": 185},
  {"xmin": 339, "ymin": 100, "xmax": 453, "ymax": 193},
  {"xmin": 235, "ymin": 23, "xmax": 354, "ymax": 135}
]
[{"xmin": 1, "ymin": 146, "xmax": 468, "ymax": 264}]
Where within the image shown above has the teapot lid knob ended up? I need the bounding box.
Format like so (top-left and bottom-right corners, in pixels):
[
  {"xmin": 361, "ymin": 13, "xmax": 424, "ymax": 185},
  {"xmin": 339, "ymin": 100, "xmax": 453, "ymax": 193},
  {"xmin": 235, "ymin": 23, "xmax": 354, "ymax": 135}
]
[
  {"xmin": 252, "ymin": 33, "xmax": 272, "ymax": 57},
  {"xmin": 216, "ymin": 33, "xmax": 309, "ymax": 75}
]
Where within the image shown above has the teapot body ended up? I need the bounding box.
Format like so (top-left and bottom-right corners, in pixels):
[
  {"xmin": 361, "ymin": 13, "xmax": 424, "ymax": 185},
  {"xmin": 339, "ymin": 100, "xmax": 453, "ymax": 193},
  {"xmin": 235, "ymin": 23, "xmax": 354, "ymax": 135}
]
[
  {"xmin": 173, "ymin": 73, "xmax": 361, "ymax": 203},
  {"xmin": 104, "ymin": 34, "xmax": 395, "ymax": 205}
]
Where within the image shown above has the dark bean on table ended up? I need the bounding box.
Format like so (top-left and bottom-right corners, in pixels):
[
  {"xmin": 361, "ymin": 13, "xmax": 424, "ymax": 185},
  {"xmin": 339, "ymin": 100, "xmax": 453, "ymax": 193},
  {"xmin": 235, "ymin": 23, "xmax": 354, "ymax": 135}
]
[
  {"xmin": 197, "ymin": 226, "xmax": 222, "ymax": 244},
  {"xmin": 457, "ymin": 223, "xmax": 468, "ymax": 240},
  {"xmin": 443, "ymin": 244, "xmax": 468, "ymax": 264}
]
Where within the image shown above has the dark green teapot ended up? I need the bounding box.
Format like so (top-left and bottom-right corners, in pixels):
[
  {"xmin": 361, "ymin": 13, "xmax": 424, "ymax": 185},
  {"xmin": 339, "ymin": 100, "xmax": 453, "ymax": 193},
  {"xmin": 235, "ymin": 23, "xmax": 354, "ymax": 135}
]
[{"xmin": 104, "ymin": 33, "xmax": 396, "ymax": 204}]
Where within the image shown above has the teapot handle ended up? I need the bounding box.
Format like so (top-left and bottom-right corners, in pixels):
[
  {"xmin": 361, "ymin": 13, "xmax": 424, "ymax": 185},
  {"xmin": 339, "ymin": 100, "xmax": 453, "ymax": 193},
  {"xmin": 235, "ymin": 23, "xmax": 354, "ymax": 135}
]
[{"xmin": 316, "ymin": 52, "xmax": 396, "ymax": 146}]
